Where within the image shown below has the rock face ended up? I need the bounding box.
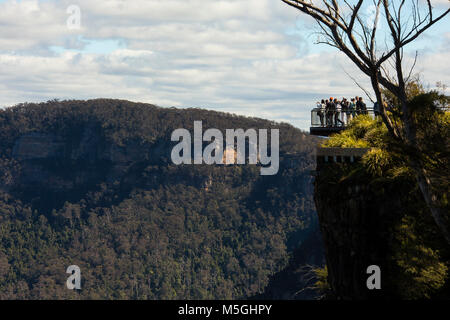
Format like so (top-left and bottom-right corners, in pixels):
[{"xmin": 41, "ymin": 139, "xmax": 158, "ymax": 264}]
[
  {"xmin": 6, "ymin": 125, "xmax": 173, "ymax": 212},
  {"xmin": 13, "ymin": 133, "xmax": 65, "ymax": 160},
  {"xmin": 314, "ymin": 162, "xmax": 400, "ymax": 300},
  {"xmin": 12, "ymin": 131, "xmax": 153, "ymax": 164}
]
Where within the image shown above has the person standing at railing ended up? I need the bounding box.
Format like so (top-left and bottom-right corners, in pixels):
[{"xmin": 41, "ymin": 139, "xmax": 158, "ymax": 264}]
[
  {"xmin": 355, "ymin": 96, "xmax": 362, "ymax": 115},
  {"xmin": 373, "ymin": 101, "xmax": 380, "ymax": 117},
  {"xmin": 316, "ymin": 100, "xmax": 325, "ymax": 126},
  {"xmin": 357, "ymin": 97, "xmax": 367, "ymax": 115},
  {"xmin": 341, "ymin": 98, "xmax": 349, "ymax": 124},
  {"xmin": 335, "ymin": 99, "xmax": 344, "ymax": 127},
  {"xmin": 348, "ymin": 98, "xmax": 356, "ymax": 122},
  {"xmin": 326, "ymin": 98, "xmax": 334, "ymax": 127}
]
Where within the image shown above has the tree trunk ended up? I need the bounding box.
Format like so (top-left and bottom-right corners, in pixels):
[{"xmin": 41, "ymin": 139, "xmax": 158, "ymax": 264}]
[
  {"xmin": 412, "ymin": 160, "xmax": 450, "ymax": 245},
  {"xmin": 401, "ymin": 97, "xmax": 450, "ymax": 246},
  {"xmin": 372, "ymin": 73, "xmax": 450, "ymax": 246}
]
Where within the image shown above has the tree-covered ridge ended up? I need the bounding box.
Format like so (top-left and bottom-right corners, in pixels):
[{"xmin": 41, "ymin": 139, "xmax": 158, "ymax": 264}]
[
  {"xmin": 0, "ymin": 99, "xmax": 321, "ymax": 299},
  {"xmin": 0, "ymin": 99, "xmax": 314, "ymax": 155}
]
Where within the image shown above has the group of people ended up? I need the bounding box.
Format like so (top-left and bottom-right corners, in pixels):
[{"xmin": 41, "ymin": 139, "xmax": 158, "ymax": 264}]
[{"xmin": 315, "ymin": 96, "xmax": 368, "ymax": 127}]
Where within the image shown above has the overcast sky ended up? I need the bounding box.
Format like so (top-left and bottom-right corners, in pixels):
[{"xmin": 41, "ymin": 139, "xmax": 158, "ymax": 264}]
[{"xmin": 0, "ymin": 0, "xmax": 448, "ymax": 130}]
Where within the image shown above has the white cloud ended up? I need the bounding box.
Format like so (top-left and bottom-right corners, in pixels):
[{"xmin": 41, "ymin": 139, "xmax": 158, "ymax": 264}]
[{"xmin": 0, "ymin": 0, "xmax": 448, "ymax": 130}]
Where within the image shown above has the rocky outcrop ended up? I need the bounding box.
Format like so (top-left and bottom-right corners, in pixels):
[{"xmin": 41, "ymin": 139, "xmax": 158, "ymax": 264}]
[
  {"xmin": 6, "ymin": 126, "xmax": 173, "ymax": 212},
  {"xmin": 13, "ymin": 133, "xmax": 65, "ymax": 160},
  {"xmin": 314, "ymin": 162, "xmax": 401, "ymax": 299},
  {"xmin": 12, "ymin": 130, "xmax": 153, "ymax": 164}
]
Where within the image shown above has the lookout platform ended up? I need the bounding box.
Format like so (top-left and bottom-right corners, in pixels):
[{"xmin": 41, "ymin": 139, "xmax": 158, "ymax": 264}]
[{"xmin": 310, "ymin": 108, "xmax": 375, "ymax": 136}]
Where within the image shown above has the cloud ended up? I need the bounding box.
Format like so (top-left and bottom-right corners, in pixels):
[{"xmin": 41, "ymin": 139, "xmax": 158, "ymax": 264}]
[{"xmin": 0, "ymin": 0, "xmax": 448, "ymax": 130}]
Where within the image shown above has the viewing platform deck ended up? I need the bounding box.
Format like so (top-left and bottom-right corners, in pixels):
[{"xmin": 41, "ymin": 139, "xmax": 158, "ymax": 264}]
[{"xmin": 310, "ymin": 108, "xmax": 375, "ymax": 136}]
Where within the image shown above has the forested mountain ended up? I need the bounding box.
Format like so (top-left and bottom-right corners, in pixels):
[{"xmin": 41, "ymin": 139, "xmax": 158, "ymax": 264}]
[{"xmin": 0, "ymin": 99, "xmax": 323, "ymax": 299}]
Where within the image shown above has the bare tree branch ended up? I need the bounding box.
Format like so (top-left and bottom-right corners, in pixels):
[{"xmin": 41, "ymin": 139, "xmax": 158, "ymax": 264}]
[
  {"xmin": 343, "ymin": 69, "xmax": 375, "ymax": 103},
  {"xmin": 281, "ymin": 0, "xmax": 450, "ymax": 245}
]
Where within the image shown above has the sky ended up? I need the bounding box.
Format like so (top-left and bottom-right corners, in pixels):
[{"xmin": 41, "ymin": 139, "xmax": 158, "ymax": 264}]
[{"xmin": 0, "ymin": 0, "xmax": 448, "ymax": 130}]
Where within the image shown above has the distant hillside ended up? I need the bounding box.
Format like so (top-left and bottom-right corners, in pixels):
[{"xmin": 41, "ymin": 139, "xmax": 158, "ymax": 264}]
[{"xmin": 0, "ymin": 99, "xmax": 323, "ymax": 299}]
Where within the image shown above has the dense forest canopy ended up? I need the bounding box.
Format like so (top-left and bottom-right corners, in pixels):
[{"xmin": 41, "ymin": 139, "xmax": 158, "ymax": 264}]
[{"xmin": 0, "ymin": 99, "xmax": 322, "ymax": 299}]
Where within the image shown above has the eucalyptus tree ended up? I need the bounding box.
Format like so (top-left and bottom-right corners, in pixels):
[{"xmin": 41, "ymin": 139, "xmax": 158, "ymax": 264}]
[{"xmin": 281, "ymin": 0, "xmax": 450, "ymax": 243}]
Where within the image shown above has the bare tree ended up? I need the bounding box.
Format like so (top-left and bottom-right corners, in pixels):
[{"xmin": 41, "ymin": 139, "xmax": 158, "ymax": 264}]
[{"xmin": 281, "ymin": 0, "xmax": 450, "ymax": 244}]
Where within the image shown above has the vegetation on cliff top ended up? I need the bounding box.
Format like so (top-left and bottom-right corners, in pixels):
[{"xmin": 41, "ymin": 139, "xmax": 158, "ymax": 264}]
[{"xmin": 318, "ymin": 90, "xmax": 450, "ymax": 299}]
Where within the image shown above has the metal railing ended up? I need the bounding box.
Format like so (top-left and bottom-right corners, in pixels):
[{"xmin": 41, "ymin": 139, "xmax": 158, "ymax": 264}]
[{"xmin": 311, "ymin": 107, "xmax": 375, "ymax": 128}]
